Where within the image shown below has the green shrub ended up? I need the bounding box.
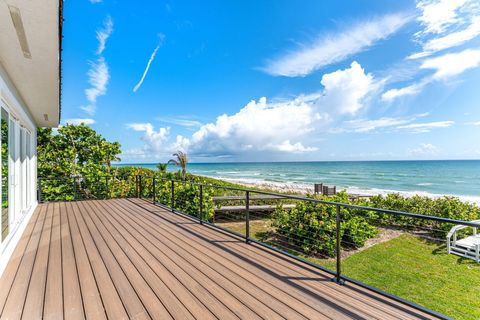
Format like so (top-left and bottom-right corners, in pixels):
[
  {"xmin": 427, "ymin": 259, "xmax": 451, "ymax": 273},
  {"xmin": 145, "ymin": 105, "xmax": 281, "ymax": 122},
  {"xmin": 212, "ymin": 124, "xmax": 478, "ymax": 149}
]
[
  {"xmin": 366, "ymin": 194, "xmax": 480, "ymax": 237},
  {"xmin": 272, "ymin": 192, "xmax": 377, "ymax": 257}
]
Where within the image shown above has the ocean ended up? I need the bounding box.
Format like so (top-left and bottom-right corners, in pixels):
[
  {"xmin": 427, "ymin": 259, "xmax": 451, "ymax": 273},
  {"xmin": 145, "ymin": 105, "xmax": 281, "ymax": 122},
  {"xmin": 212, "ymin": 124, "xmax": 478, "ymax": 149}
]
[{"xmin": 114, "ymin": 160, "xmax": 480, "ymax": 203}]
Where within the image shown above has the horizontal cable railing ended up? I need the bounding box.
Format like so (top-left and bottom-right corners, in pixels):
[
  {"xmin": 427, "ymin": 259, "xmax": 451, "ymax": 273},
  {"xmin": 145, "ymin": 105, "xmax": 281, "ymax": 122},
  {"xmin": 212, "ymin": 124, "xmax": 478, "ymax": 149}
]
[{"xmin": 39, "ymin": 174, "xmax": 480, "ymax": 319}]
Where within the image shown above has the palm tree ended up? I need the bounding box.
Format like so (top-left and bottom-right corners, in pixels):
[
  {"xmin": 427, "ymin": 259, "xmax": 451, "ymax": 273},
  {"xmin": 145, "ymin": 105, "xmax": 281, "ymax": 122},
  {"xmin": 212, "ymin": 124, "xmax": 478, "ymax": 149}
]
[
  {"xmin": 156, "ymin": 163, "xmax": 167, "ymax": 174},
  {"xmin": 168, "ymin": 151, "xmax": 188, "ymax": 180}
]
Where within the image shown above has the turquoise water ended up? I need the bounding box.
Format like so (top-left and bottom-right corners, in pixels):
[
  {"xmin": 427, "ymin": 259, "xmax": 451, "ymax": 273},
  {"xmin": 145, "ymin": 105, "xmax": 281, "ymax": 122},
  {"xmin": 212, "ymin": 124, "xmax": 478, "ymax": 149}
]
[{"xmin": 115, "ymin": 160, "xmax": 480, "ymax": 201}]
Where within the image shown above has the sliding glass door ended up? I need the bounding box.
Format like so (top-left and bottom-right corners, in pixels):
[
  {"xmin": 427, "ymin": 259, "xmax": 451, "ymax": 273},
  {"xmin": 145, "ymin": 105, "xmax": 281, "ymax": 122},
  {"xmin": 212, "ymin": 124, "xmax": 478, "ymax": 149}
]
[{"xmin": 0, "ymin": 104, "xmax": 34, "ymax": 247}]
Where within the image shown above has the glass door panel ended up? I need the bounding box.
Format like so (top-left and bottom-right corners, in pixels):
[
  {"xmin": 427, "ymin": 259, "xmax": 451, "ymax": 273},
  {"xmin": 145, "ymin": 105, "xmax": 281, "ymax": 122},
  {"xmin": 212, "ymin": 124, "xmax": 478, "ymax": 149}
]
[{"xmin": 20, "ymin": 129, "xmax": 26, "ymax": 213}]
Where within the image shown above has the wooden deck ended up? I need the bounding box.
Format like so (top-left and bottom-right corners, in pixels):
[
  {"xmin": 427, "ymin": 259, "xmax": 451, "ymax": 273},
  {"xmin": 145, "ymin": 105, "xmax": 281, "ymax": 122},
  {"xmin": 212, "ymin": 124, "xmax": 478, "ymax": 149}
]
[{"xmin": 0, "ymin": 198, "xmax": 441, "ymax": 320}]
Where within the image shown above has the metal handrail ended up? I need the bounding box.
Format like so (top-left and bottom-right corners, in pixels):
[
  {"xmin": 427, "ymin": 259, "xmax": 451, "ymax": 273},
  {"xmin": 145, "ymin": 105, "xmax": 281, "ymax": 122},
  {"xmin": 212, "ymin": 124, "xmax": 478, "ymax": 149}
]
[{"xmin": 143, "ymin": 175, "xmax": 480, "ymax": 228}]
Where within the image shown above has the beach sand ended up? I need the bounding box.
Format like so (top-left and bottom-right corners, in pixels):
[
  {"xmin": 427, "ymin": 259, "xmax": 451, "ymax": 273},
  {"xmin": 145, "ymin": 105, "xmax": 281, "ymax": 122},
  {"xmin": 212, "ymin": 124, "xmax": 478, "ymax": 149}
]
[{"xmin": 224, "ymin": 179, "xmax": 480, "ymax": 205}]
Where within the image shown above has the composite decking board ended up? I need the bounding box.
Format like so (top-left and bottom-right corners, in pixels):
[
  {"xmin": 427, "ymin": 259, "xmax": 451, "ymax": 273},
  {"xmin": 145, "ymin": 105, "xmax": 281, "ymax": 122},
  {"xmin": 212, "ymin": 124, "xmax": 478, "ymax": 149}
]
[
  {"xmin": 128, "ymin": 201, "xmax": 394, "ymax": 320},
  {"xmin": 0, "ymin": 203, "xmax": 44, "ymax": 315},
  {"xmin": 130, "ymin": 198, "xmax": 437, "ymax": 320},
  {"xmin": 134, "ymin": 198, "xmax": 432, "ymax": 320},
  {"xmin": 81, "ymin": 200, "xmax": 184, "ymax": 320},
  {"xmin": 111, "ymin": 199, "xmax": 343, "ymax": 320},
  {"xmin": 143, "ymin": 199, "xmax": 435, "ymax": 320},
  {"xmin": 99, "ymin": 199, "xmax": 266, "ymax": 320},
  {"xmin": 70, "ymin": 201, "xmax": 130, "ymax": 320},
  {"xmin": 122, "ymin": 199, "xmax": 389, "ymax": 320},
  {"xmin": 105, "ymin": 199, "xmax": 307, "ymax": 320},
  {"xmin": 21, "ymin": 202, "xmax": 54, "ymax": 320},
  {"xmin": 75, "ymin": 201, "xmax": 151, "ymax": 320},
  {"xmin": 110, "ymin": 199, "xmax": 315, "ymax": 320},
  {"xmin": 128, "ymin": 201, "xmax": 411, "ymax": 320},
  {"xmin": 60, "ymin": 202, "xmax": 85, "ymax": 320},
  {"xmin": 44, "ymin": 202, "xmax": 64, "ymax": 319},
  {"xmin": 88, "ymin": 200, "xmax": 231, "ymax": 320},
  {"xmin": 0, "ymin": 199, "xmax": 443, "ymax": 320},
  {"xmin": 66, "ymin": 201, "xmax": 107, "ymax": 320},
  {"xmin": 83, "ymin": 202, "xmax": 178, "ymax": 319}
]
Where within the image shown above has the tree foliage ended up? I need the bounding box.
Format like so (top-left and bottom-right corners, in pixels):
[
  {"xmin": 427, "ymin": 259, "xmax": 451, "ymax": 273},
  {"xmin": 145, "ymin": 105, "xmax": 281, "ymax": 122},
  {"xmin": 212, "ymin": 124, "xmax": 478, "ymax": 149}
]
[
  {"xmin": 37, "ymin": 124, "xmax": 122, "ymax": 201},
  {"xmin": 38, "ymin": 124, "xmax": 121, "ymax": 178}
]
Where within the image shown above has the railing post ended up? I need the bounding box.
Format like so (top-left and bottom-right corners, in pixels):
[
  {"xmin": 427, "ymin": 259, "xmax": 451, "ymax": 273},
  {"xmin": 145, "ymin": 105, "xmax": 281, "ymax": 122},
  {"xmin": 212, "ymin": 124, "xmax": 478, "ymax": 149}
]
[
  {"xmin": 152, "ymin": 177, "xmax": 156, "ymax": 204},
  {"xmin": 139, "ymin": 175, "xmax": 143, "ymax": 199},
  {"xmin": 73, "ymin": 177, "xmax": 76, "ymax": 200},
  {"xmin": 199, "ymin": 184, "xmax": 203, "ymax": 224},
  {"xmin": 135, "ymin": 175, "xmax": 139, "ymax": 198},
  {"xmin": 105, "ymin": 176, "xmax": 109, "ymax": 199},
  {"xmin": 38, "ymin": 178, "xmax": 42, "ymax": 203},
  {"xmin": 333, "ymin": 204, "xmax": 344, "ymax": 284},
  {"xmin": 245, "ymin": 190, "xmax": 250, "ymax": 243},
  {"xmin": 171, "ymin": 180, "xmax": 175, "ymax": 212}
]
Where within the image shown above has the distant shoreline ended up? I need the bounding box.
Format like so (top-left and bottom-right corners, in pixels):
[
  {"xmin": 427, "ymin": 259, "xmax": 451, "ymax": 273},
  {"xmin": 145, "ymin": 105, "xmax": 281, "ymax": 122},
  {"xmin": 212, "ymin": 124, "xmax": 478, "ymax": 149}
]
[
  {"xmin": 113, "ymin": 161, "xmax": 480, "ymax": 204},
  {"xmin": 217, "ymin": 177, "xmax": 480, "ymax": 205}
]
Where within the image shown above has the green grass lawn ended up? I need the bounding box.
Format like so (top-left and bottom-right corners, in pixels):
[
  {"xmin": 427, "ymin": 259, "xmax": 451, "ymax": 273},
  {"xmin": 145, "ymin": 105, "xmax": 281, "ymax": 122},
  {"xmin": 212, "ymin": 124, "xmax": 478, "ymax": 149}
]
[
  {"xmin": 321, "ymin": 234, "xmax": 479, "ymax": 320},
  {"xmin": 217, "ymin": 219, "xmax": 479, "ymax": 320}
]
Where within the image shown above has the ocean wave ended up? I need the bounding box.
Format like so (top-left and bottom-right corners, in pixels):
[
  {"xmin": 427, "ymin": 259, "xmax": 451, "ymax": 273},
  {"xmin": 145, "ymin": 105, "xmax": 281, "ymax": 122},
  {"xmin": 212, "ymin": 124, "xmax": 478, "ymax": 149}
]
[{"xmin": 416, "ymin": 182, "xmax": 433, "ymax": 186}]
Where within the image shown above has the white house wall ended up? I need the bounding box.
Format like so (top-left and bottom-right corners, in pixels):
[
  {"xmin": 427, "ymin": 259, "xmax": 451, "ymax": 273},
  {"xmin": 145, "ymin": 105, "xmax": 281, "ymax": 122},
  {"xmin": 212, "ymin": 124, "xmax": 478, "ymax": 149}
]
[{"xmin": 0, "ymin": 62, "xmax": 38, "ymax": 277}]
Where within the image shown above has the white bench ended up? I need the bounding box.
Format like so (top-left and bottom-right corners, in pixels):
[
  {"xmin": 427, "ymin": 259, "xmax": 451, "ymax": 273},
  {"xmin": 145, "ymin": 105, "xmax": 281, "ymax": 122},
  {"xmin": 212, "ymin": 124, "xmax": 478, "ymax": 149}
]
[{"xmin": 447, "ymin": 220, "xmax": 480, "ymax": 262}]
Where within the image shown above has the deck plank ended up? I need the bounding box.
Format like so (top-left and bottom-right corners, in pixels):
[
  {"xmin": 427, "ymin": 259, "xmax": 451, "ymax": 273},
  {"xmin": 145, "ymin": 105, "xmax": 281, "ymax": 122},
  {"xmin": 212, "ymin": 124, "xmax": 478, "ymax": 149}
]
[
  {"xmin": 44, "ymin": 202, "xmax": 64, "ymax": 319},
  {"xmin": 81, "ymin": 200, "xmax": 177, "ymax": 320},
  {"xmin": 129, "ymin": 198, "xmax": 438, "ymax": 320},
  {"xmin": 108, "ymin": 199, "xmax": 332, "ymax": 320},
  {"xmin": 98, "ymin": 199, "xmax": 261, "ymax": 320},
  {"xmin": 0, "ymin": 199, "xmax": 443, "ymax": 320},
  {"xmin": 59, "ymin": 202, "xmax": 85, "ymax": 320},
  {"xmin": 70, "ymin": 201, "xmax": 129, "ymax": 320},
  {"xmin": 119, "ymin": 199, "xmax": 377, "ymax": 320},
  {"xmin": 0, "ymin": 203, "xmax": 44, "ymax": 315},
  {"xmin": 75, "ymin": 201, "xmax": 150, "ymax": 320},
  {"xmin": 87, "ymin": 200, "xmax": 219, "ymax": 320},
  {"xmin": 11, "ymin": 203, "xmax": 53, "ymax": 320}
]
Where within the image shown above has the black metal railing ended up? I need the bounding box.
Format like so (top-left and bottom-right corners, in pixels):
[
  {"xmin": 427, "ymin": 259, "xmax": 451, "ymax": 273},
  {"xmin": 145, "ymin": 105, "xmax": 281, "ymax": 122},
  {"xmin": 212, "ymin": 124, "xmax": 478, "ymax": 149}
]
[{"xmin": 38, "ymin": 174, "xmax": 480, "ymax": 319}]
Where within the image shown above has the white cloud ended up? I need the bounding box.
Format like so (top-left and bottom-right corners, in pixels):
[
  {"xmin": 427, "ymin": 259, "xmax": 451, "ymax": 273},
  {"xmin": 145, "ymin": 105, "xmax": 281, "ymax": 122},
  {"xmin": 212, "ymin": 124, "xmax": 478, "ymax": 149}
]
[
  {"xmin": 471, "ymin": 121, "xmax": 480, "ymax": 126},
  {"xmin": 320, "ymin": 61, "xmax": 375, "ymax": 114},
  {"xmin": 418, "ymin": 17, "xmax": 480, "ymax": 56},
  {"xmin": 420, "ymin": 48, "xmax": 480, "ymax": 79},
  {"xmin": 266, "ymin": 140, "xmax": 317, "ymax": 153},
  {"xmin": 157, "ymin": 117, "xmax": 202, "ymax": 128},
  {"xmin": 96, "ymin": 16, "xmax": 113, "ymax": 55},
  {"xmin": 342, "ymin": 117, "xmax": 412, "ymax": 133},
  {"xmin": 408, "ymin": 143, "xmax": 438, "ymax": 156},
  {"xmin": 385, "ymin": 49, "xmax": 480, "ymax": 101},
  {"xmin": 179, "ymin": 62, "xmax": 375, "ymax": 155},
  {"xmin": 381, "ymin": 82, "xmax": 424, "ymax": 101},
  {"xmin": 410, "ymin": 0, "xmax": 480, "ymax": 58},
  {"xmin": 416, "ymin": 0, "xmax": 468, "ymax": 35},
  {"xmin": 397, "ymin": 120, "xmax": 454, "ymax": 133},
  {"xmin": 64, "ymin": 118, "xmax": 96, "ymax": 125},
  {"xmin": 83, "ymin": 57, "xmax": 109, "ymax": 115},
  {"xmin": 127, "ymin": 123, "xmax": 170, "ymax": 153},
  {"xmin": 126, "ymin": 62, "xmax": 381, "ymax": 159},
  {"xmin": 262, "ymin": 13, "xmax": 410, "ymax": 77},
  {"xmin": 82, "ymin": 16, "xmax": 113, "ymax": 116},
  {"xmin": 89, "ymin": 0, "xmax": 103, "ymax": 3},
  {"xmin": 186, "ymin": 96, "xmax": 320, "ymax": 155}
]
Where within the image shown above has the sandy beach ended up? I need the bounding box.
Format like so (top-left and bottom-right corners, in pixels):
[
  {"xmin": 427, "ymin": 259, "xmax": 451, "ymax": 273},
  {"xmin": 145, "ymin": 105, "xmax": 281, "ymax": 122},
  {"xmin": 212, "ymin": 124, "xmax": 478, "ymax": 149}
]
[{"xmin": 224, "ymin": 178, "xmax": 480, "ymax": 205}]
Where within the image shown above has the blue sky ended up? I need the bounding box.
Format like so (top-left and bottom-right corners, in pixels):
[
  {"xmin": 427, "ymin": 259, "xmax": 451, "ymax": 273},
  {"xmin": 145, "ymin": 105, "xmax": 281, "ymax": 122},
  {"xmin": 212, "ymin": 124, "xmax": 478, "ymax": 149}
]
[{"xmin": 61, "ymin": 0, "xmax": 480, "ymax": 163}]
